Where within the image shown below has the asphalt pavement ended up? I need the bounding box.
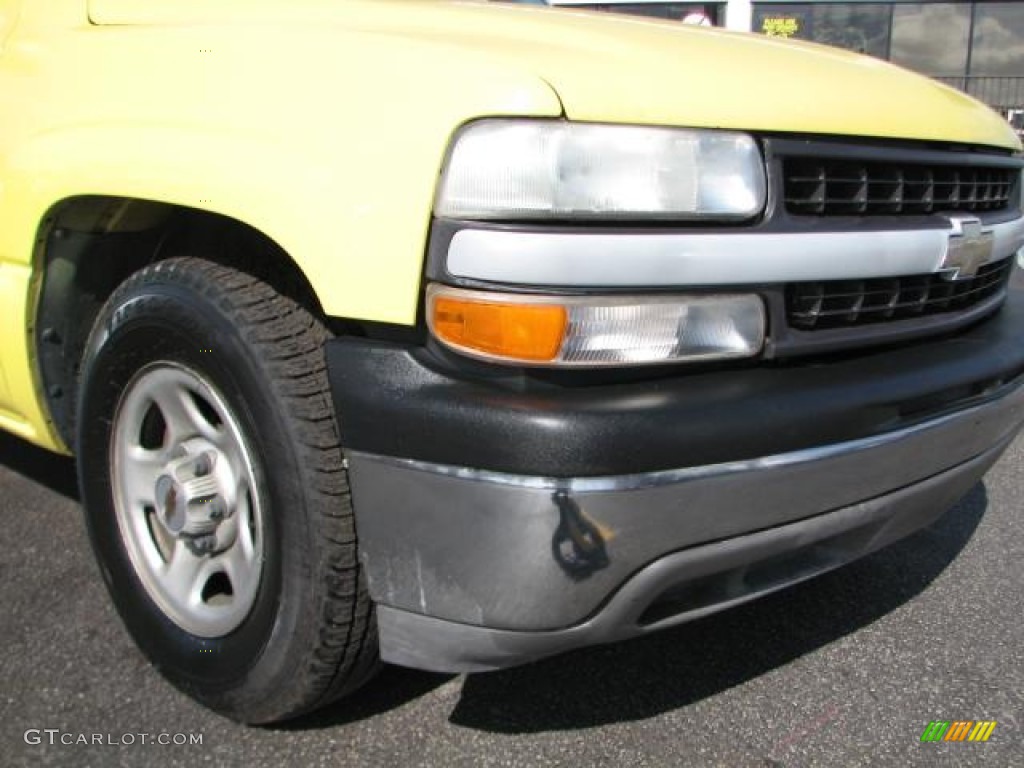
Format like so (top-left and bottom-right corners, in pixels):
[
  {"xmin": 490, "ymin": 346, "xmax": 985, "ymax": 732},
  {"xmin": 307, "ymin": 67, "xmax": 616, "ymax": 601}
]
[{"xmin": 1, "ymin": 423, "xmax": 1022, "ymax": 767}]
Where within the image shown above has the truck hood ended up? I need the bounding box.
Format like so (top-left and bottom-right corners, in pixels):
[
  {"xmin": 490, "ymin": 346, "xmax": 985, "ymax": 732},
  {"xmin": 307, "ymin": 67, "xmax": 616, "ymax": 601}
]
[{"xmin": 88, "ymin": 0, "xmax": 1021, "ymax": 151}]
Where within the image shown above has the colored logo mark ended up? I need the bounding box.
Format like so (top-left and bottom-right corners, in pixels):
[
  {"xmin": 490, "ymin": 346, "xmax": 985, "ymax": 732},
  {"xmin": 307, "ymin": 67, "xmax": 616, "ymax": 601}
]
[{"xmin": 920, "ymin": 720, "xmax": 997, "ymax": 742}]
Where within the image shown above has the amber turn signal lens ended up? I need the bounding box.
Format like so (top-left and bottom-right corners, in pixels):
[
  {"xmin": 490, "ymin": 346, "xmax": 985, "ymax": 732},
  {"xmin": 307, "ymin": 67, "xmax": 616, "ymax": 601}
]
[
  {"xmin": 431, "ymin": 295, "xmax": 567, "ymax": 362},
  {"xmin": 427, "ymin": 285, "xmax": 765, "ymax": 366}
]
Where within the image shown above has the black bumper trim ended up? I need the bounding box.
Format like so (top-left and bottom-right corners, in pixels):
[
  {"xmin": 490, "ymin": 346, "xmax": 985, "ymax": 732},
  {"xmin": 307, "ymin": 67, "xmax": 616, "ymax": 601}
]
[{"xmin": 327, "ymin": 284, "xmax": 1024, "ymax": 477}]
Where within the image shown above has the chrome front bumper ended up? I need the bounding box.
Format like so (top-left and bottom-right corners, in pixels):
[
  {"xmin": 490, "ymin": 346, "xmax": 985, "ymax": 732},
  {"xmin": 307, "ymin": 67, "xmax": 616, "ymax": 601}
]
[{"xmin": 347, "ymin": 377, "xmax": 1024, "ymax": 673}]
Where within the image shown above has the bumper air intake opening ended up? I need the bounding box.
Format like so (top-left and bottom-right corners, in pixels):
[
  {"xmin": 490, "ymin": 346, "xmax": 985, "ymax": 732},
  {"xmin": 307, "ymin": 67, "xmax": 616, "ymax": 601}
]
[{"xmin": 636, "ymin": 521, "xmax": 883, "ymax": 627}]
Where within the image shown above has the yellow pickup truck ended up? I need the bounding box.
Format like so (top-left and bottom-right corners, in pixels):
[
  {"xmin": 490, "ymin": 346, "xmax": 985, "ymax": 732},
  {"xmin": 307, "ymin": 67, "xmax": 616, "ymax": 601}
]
[{"xmin": 1, "ymin": 0, "xmax": 1023, "ymax": 723}]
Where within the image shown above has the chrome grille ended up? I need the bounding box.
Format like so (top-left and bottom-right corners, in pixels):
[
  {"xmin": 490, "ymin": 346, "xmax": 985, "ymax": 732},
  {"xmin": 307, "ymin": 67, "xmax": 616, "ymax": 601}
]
[
  {"xmin": 784, "ymin": 159, "xmax": 1015, "ymax": 215},
  {"xmin": 786, "ymin": 258, "xmax": 1013, "ymax": 331}
]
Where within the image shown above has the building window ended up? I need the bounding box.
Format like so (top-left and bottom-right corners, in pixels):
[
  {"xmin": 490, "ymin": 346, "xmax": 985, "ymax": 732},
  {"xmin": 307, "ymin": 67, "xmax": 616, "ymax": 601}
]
[
  {"xmin": 747, "ymin": 1, "xmax": 1024, "ymax": 112},
  {"xmin": 890, "ymin": 3, "xmax": 971, "ymax": 76},
  {"xmin": 753, "ymin": 4, "xmax": 891, "ymax": 58},
  {"xmin": 970, "ymin": 2, "xmax": 1024, "ymax": 76}
]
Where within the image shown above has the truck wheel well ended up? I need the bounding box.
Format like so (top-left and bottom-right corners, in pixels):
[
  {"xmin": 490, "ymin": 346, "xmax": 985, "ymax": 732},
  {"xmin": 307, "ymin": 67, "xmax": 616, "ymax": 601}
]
[{"xmin": 34, "ymin": 196, "xmax": 326, "ymax": 448}]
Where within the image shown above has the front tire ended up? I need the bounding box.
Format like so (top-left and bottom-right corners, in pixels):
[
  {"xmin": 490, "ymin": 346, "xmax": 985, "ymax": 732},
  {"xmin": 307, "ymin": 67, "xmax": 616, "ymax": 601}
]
[{"xmin": 76, "ymin": 257, "xmax": 378, "ymax": 723}]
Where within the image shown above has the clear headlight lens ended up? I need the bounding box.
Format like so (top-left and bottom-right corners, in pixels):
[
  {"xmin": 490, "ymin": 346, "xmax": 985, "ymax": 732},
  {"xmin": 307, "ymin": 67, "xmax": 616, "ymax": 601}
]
[
  {"xmin": 435, "ymin": 120, "xmax": 766, "ymax": 220},
  {"xmin": 427, "ymin": 285, "xmax": 765, "ymax": 367}
]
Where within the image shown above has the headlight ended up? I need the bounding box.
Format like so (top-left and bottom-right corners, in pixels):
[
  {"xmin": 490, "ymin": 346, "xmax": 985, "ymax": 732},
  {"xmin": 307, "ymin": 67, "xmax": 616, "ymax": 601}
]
[
  {"xmin": 435, "ymin": 120, "xmax": 766, "ymax": 221},
  {"xmin": 427, "ymin": 285, "xmax": 765, "ymax": 367}
]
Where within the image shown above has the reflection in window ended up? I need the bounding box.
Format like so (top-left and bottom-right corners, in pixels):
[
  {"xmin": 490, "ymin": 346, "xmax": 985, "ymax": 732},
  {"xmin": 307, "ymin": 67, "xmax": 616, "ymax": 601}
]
[
  {"xmin": 891, "ymin": 4, "xmax": 970, "ymax": 76},
  {"xmin": 971, "ymin": 2, "xmax": 1024, "ymax": 77},
  {"xmin": 811, "ymin": 4, "xmax": 891, "ymax": 57}
]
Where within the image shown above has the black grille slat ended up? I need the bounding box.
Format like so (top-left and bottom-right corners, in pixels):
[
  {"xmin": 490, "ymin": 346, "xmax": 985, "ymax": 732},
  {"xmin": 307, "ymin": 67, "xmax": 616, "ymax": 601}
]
[
  {"xmin": 785, "ymin": 162, "xmax": 826, "ymax": 214},
  {"xmin": 785, "ymin": 159, "xmax": 1014, "ymax": 216},
  {"xmin": 787, "ymin": 258, "xmax": 1013, "ymax": 330}
]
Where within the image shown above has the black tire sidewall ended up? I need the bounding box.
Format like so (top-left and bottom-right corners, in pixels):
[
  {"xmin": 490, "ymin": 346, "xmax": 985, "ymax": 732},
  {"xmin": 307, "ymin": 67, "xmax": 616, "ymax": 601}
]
[{"xmin": 78, "ymin": 279, "xmax": 314, "ymax": 700}]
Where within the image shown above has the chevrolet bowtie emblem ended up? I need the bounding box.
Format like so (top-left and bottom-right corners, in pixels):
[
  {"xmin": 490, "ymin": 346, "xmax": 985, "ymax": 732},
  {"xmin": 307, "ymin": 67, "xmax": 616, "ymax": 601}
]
[{"xmin": 940, "ymin": 215, "xmax": 994, "ymax": 280}]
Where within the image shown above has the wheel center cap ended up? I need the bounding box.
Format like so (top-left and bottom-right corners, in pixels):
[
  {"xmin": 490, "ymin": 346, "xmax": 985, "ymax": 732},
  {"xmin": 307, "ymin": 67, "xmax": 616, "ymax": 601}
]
[{"xmin": 152, "ymin": 443, "xmax": 232, "ymax": 540}]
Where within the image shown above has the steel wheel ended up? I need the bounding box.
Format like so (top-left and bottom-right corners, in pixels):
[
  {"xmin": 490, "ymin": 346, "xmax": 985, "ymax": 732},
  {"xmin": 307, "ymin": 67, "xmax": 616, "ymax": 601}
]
[{"xmin": 111, "ymin": 362, "xmax": 264, "ymax": 637}]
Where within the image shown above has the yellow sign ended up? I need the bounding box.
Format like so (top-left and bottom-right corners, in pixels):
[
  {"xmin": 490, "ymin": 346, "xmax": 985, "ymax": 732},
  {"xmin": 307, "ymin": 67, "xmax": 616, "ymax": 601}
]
[{"xmin": 762, "ymin": 16, "xmax": 800, "ymax": 38}]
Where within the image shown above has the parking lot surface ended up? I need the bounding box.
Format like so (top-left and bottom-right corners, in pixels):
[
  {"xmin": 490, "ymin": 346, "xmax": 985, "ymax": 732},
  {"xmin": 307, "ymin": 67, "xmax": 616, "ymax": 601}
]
[{"xmin": 1, "ymin": 426, "xmax": 1021, "ymax": 767}]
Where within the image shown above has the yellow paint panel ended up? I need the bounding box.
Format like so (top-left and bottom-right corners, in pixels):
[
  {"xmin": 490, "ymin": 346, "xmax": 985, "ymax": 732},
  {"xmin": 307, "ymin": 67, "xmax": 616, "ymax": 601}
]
[
  {"xmin": 0, "ymin": 3, "xmax": 562, "ymax": 447},
  {"xmin": 0, "ymin": 260, "xmax": 46, "ymax": 445},
  {"xmin": 0, "ymin": 0, "xmax": 19, "ymax": 49},
  {"xmin": 0, "ymin": 19, "xmax": 562, "ymax": 318},
  {"xmin": 1, "ymin": 0, "xmax": 1020, "ymax": 450},
  {"xmin": 88, "ymin": 0, "xmax": 1023, "ymax": 150}
]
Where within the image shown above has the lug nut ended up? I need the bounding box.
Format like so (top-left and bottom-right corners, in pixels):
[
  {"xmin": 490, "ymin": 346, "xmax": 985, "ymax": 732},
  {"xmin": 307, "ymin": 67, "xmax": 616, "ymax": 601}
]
[
  {"xmin": 194, "ymin": 454, "xmax": 212, "ymax": 477},
  {"xmin": 185, "ymin": 534, "xmax": 218, "ymax": 556},
  {"xmin": 208, "ymin": 500, "xmax": 226, "ymax": 522}
]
